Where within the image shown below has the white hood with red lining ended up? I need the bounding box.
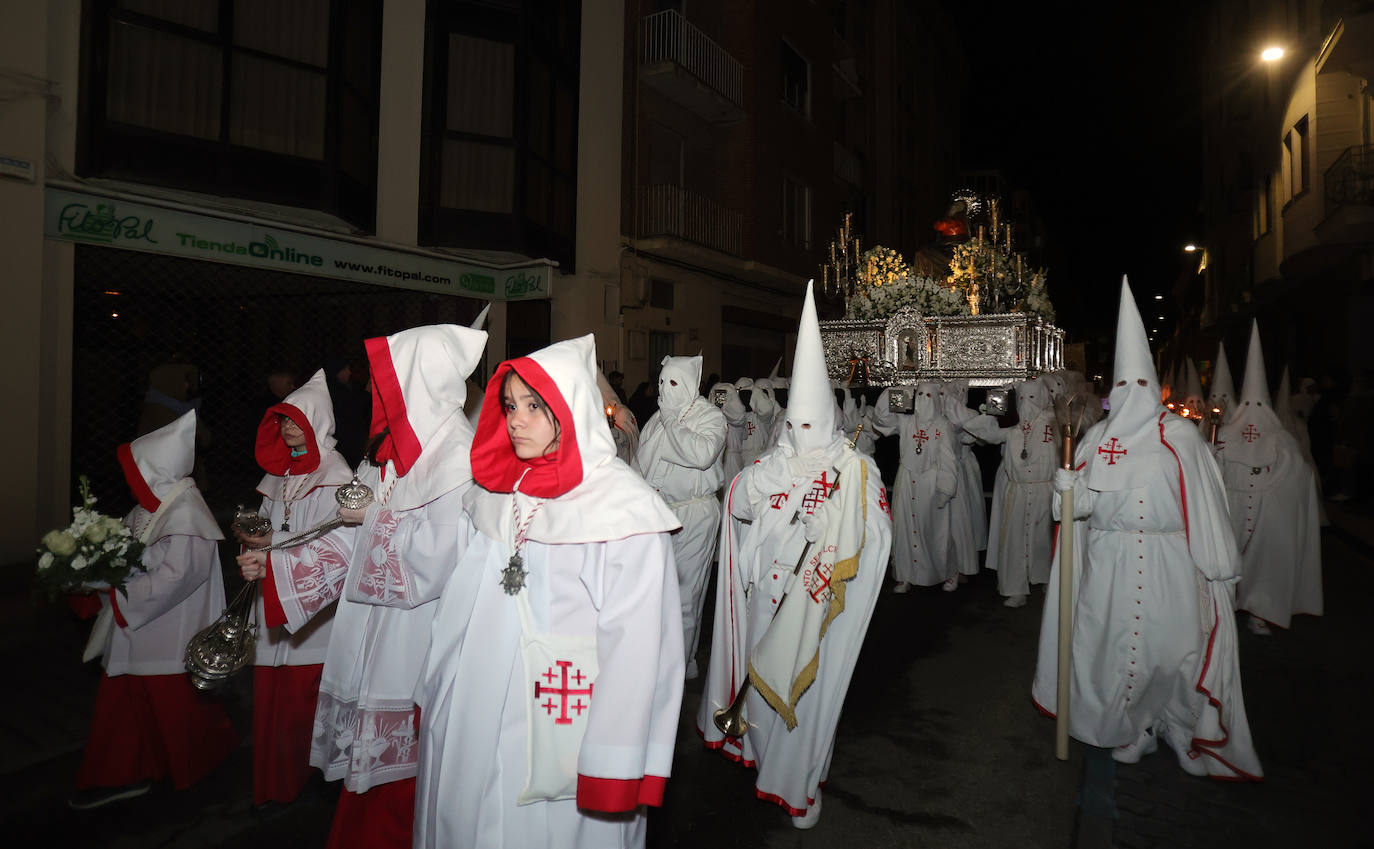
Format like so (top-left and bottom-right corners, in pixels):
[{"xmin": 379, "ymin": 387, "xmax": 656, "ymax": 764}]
[
  {"xmin": 254, "ymin": 369, "xmax": 354, "ymax": 501},
  {"xmin": 467, "ymin": 334, "xmax": 680, "ymax": 544}
]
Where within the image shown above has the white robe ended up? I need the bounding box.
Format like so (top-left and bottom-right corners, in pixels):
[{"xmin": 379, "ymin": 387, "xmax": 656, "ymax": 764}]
[
  {"xmin": 1216, "ymin": 426, "xmax": 1323, "ymax": 628},
  {"xmin": 966, "ymin": 408, "xmax": 1059, "ymax": 596},
  {"xmin": 941, "ymin": 394, "xmax": 986, "ymax": 573},
  {"xmin": 697, "ymin": 446, "xmax": 891, "ymax": 816},
  {"xmin": 871, "ymin": 392, "xmax": 958, "ymax": 586},
  {"xmin": 97, "ymin": 531, "xmax": 226, "ymax": 677},
  {"xmin": 636, "ymin": 398, "xmax": 726, "ymax": 675},
  {"xmin": 414, "ymin": 517, "xmax": 682, "ymax": 849},
  {"xmin": 252, "ymin": 486, "xmax": 338, "ymax": 666},
  {"xmin": 720, "ymin": 401, "xmax": 747, "ymax": 485},
  {"xmin": 740, "ymin": 409, "xmax": 779, "ymax": 468},
  {"xmin": 1032, "ymin": 413, "xmax": 1263, "ymax": 780},
  {"xmin": 266, "ymin": 464, "xmax": 467, "ymax": 792}
]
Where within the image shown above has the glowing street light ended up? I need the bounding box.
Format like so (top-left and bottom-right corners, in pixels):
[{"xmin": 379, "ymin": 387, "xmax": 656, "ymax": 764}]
[
  {"xmin": 1261, "ymin": 46, "xmax": 1285, "ymax": 62},
  {"xmin": 1154, "ymin": 294, "xmax": 1164, "ymax": 300},
  {"xmin": 1183, "ymin": 243, "xmax": 1198, "ymax": 252}
]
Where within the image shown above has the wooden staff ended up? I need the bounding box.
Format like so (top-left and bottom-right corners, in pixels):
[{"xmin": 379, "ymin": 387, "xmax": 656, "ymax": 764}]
[{"xmin": 1053, "ymin": 397, "xmax": 1084, "ymax": 762}]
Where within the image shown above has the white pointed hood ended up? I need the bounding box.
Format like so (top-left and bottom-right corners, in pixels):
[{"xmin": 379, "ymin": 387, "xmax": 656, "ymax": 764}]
[
  {"xmin": 1084, "ymin": 277, "xmax": 1165, "ymax": 490},
  {"xmin": 781, "ymin": 281, "xmax": 839, "ymax": 455},
  {"xmin": 751, "ymin": 377, "xmax": 779, "ymax": 419},
  {"xmin": 254, "ymin": 369, "xmax": 354, "ymax": 500},
  {"xmin": 470, "ymin": 304, "xmax": 490, "ymax": 330},
  {"xmin": 117, "ymin": 409, "xmax": 221, "ymax": 542},
  {"xmin": 365, "ymin": 323, "xmax": 487, "ymax": 510},
  {"xmin": 1017, "ymin": 376, "xmax": 1050, "ymax": 422},
  {"xmin": 1182, "ymin": 358, "xmax": 1205, "ymax": 413},
  {"xmin": 1207, "ymin": 341, "xmax": 1237, "ymax": 421},
  {"xmin": 468, "ymin": 334, "xmax": 679, "ymax": 543},
  {"xmin": 656, "ymin": 354, "xmax": 702, "ymax": 414},
  {"xmin": 1220, "ymin": 320, "xmax": 1282, "ymax": 466}
]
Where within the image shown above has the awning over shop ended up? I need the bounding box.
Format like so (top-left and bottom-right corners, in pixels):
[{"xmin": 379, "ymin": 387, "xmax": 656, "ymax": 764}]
[{"xmin": 43, "ymin": 183, "xmax": 554, "ymax": 301}]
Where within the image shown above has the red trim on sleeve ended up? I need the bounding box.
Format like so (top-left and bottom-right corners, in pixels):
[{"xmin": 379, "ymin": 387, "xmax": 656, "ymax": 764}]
[
  {"xmin": 576, "ymin": 774, "xmax": 663, "ymax": 812},
  {"xmin": 261, "ymin": 553, "xmax": 288, "ymax": 629},
  {"xmin": 108, "ymin": 588, "xmax": 128, "ymax": 628},
  {"xmin": 117, "ymin": 442, "xmax": 160, "ymax": 513}
]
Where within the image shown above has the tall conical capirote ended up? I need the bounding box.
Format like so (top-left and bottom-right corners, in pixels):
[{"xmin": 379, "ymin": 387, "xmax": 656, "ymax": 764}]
[
  {"xmin": 783, "ymin": 280, "xmax": 837, "ymax": 454},
  {"xmin": 1239, "ymin": 320, "xmax": 1272, "ymax": 408}
]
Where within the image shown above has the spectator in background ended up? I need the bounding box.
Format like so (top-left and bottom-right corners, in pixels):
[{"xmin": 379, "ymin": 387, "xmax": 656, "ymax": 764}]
[
  {"xmin": 138, "ymin": 358, "xmax": 212, "ymax": 491},
  {"xmin": 325, "ymin": 354, "xmax": 369, "ymax": 469},
  {"xmin": 608, "ymin": 370, "xmax": 628, "ymax": 404},
  {"xmin": 1332, "ymin": 370, "xmax": 1373, "ymax": 502},
  {"xmin": 628, "ymin": 380, "xmax": 657, "ymax": 427}
]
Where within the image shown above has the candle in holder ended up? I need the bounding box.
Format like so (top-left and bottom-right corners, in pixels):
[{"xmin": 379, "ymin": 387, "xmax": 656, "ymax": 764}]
[{"xmin": 977, "ymin": 224, "xmax": 985, "ymax": 245}]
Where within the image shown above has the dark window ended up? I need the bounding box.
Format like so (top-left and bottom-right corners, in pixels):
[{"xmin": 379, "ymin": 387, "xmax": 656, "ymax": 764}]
[
  {"xmin": 420, "ymin": 0, "xmax": 580, "ymax": 269},
  {"xmin": 650, "ymin": 278, "xmax": 674, "ymax": 309},
  {"xmin": 79, "ymin": 0, "xmax": 382, "ymax": 230},
  {"xmin": 1295, "ymin": 114, "xmax": 1309, "ymax": 192},
  {"xmin": 781, "ymin": 40, "xmax": 810, "ymax": 117},
  {"xmin": 782, "ymin": 174, "xmax": 811, "ymax": 249}
]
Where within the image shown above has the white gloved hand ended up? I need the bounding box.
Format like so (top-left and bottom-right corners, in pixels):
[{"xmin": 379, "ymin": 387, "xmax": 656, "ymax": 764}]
[
  {"xmin": 801, "ymin": 506, "xmax": 831, "ymax": 543},
  {"xmin": 1054, "ymin": 468, "xmax": 1077, "ymax": 493}
]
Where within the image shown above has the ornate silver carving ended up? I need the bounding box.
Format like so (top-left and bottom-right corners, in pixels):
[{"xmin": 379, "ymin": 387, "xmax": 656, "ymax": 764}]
[{"xmin": 822, "ymin": 310, "xmax": 1064, "ymax": 387}]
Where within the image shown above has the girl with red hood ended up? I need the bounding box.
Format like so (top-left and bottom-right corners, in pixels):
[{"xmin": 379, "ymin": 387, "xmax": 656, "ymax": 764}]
[
  {"xmin": 413, "ymin": 334, "xmax": 684, "ymax": 849},
  {"xmin": 70, "ymin": 410, "xmax": 238, "ymax": 810},
  {"xmin": 238, "ymin": 323, "xmax": 487, "ymax": 849},
  {"xmin": 237, "ymin": 369, "xmax": 353, "ymax": 806}
]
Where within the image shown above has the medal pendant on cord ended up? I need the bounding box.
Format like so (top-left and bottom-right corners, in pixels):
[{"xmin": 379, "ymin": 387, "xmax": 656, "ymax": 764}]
[{"xmin": 501, "ymin": 554, "xmax": 528, "ymax": 596}]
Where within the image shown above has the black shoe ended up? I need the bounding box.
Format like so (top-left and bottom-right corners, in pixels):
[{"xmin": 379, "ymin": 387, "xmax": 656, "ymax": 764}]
[{"xmin": 68, "ymin": 780, "xmax": 153, "ymax": 810}]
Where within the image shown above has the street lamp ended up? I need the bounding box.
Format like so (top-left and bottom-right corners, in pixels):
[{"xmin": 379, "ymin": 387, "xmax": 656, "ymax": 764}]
[
  {"xmin": 1183, "ymin": 243, "xmax": 1198, "ymax": 252},
  {"xmin": 1154, "ymin": 294, "xmax": 1164, "ymax": 300},
  {"xmin": 1260, "ymin": 46, "xmax": 1284, "ymax": 62}
]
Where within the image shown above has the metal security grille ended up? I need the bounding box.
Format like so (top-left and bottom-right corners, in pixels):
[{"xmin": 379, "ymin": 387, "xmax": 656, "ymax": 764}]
[{"xmin": 72, "ymin": 244, "xmax": 487, "ymax": 520}]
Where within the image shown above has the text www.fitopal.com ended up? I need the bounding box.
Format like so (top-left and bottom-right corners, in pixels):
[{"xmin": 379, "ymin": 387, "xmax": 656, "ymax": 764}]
[{"xmin": 334, "ymin": 260, "xmax": 452, "ymax": 286}]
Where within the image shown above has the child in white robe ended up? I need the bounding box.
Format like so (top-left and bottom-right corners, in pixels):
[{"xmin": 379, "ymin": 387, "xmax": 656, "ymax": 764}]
[
  {"xmin": 413, "ymin": 333, "xmax": 683, "ymax": 849},
  {"xmin": 237, "ymin": 369, "xmax": 353, "ymax": 806},
  {"xmin": 71, "ymin": 410, "xmax": 238, "ymax": 809},
  {"xmin": 238, "ymin": 323, "xmax": 487, "ymax": 849}
]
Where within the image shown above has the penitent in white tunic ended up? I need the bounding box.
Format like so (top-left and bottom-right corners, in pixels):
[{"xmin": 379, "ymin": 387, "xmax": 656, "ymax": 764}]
[{"xmin": 414, "ymin": 515, "xmax": 682, "ymax": 849}]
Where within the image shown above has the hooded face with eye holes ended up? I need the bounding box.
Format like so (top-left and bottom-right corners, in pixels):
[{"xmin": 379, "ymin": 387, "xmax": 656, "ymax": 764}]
[
  {"xmin": 1016, "ymin": 377, "xmax": 1050, "ymax": 423},
  {"xmin": 781, "ymin": 282, "xmax": 839, "ymax": 456},
  {"xmin": 656, "ymin": 355, "xmax": 702, "ymax": 414},
  {"xmin": 751, "ymin": 378, "xmax": 779, "ymax": 419}
]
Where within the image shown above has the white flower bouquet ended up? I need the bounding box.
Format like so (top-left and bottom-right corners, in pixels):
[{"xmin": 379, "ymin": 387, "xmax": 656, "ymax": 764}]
[{"xmin": 34, "ymin": 476, "xmax": 146, "ymax": 601}]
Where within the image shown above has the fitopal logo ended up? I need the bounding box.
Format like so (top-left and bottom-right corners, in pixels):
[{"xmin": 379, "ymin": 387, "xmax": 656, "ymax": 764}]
[{"xmin": 176, "ymin": 232, "xmax": 323, "ymax": 267}]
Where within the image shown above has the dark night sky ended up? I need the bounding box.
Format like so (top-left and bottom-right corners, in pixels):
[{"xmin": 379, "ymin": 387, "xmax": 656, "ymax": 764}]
[{"xmin": 944, "ymin": 1, "xmax": 1208, "ymax": 350}]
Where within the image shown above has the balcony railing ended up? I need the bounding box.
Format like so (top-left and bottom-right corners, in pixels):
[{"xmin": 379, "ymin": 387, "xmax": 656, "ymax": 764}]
[
  {"xmin": 640, "ymin": 9, "xmax": 744, "ymax": 109},
  {"xmin": 1326, "ymin": 144, "xmax": 1374, "ymax": 212},
  {"xmin": 638, "ymin": 184, "xmax": 743, "ymax": 256}
]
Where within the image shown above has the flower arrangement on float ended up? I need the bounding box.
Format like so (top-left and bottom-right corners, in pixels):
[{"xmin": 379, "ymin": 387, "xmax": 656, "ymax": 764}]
[{"xmin": 34, "ymin": 476, "xmax": 145, "ymax": 601}]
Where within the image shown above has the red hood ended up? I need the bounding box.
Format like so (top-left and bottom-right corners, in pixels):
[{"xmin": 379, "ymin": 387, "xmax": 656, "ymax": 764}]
[
  {"xmin": 254, "ymin": 402, "xmax": 322, "ymax": 475},
  {"xmin": 470, "ymin": 358, "xmax": 584, "ymax": 498}
]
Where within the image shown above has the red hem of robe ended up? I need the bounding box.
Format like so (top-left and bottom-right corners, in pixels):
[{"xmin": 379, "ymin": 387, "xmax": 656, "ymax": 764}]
[
  {"xmin": 575, "ymin": 773, "xmax": 669, "ymax": 812},
  {"xmin": 252, "ymin": 664, "xmax": 324, "ymax": 806},
  {"xmin": 696, "ymin": 724, "xmax": 757, "ymax": 768},
  {"xmin": 261, "ymin": 554, "xmax": 288, "ymax": 629},
  {"xmin": 755, "ymin": 788, "xmax": 815, "ymax": 817},
  {"xmin": 1031, "ymin": 695, "xmax": 1056, "ymax": 720},
  {"xmin": 76, "ymin": 673, "xmax": 238, "ymax": 791},
  {"xmin": 326, "ymin": 778, "xmax": 416, "ymax": 849}
]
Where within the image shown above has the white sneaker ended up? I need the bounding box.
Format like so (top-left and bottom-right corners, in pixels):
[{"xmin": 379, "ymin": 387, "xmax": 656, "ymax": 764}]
[
  {"xmin": 892, "ymin": 581, "xmax": 911, "ymax": 594},
  {"xmin": 790, "ymin": 790, "xmax": 822, "ymax": 829},
  {"xmin": 942, "ymin": 577, "xmax": 958, "ymax": 592},
  {"xmin": 1003, "ymin": 594, "xmax": 1028, "ymax": 608},
  {"xmin": 1247, "ymin": 615, "xmax": 1272, "ymax": 636}
]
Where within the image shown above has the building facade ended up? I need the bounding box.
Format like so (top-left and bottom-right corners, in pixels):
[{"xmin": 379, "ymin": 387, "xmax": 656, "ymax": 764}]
[
  {"xmin": 1190, "ymin": 0, "xmax": 1374, "ymax": 382},
  {"xmin": 1, "ymin": 0, "xmax": 964, "ymax": 560}
]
